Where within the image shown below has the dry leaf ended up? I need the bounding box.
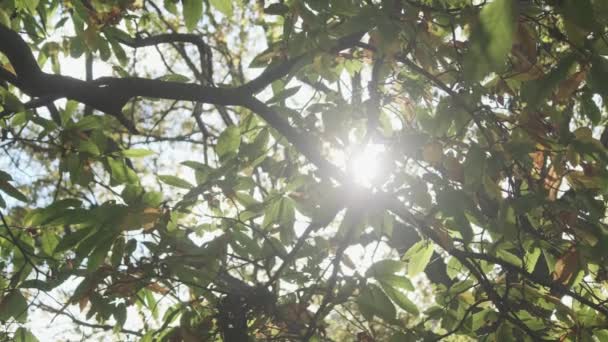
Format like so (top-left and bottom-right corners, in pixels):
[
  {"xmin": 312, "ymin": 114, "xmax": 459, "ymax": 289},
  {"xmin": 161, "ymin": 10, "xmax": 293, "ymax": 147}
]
[
  {"xmin": 555, "ymin": 70, "xmax": 586, "ymax": 101},
  {"xmin": 147, "ymin": 282, "xmax": 170, "ymax": 295},
  {"xmin": 78, "ymin": 296, "xmax": 89, "ymax": 312},
  {"xmin": 553, "ymin": 247, "xmax": 578, "ymax": 284},
  {"xmin": 544, "ymin": 165, "xmax": 562, "ymax": 201}
]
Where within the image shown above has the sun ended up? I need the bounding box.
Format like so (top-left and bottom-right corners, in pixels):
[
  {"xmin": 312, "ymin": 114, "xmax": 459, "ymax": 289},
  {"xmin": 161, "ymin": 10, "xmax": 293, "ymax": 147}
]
[{"xmin": 347, "ymin": 143, "xmax": 385, "ymax": 187}]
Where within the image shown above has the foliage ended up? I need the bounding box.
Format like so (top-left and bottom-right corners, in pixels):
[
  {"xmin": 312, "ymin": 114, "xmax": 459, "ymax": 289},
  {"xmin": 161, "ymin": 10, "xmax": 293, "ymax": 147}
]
[{"xmin": 0, "ymin": 0, "xmax": 608, "ymax": 341}]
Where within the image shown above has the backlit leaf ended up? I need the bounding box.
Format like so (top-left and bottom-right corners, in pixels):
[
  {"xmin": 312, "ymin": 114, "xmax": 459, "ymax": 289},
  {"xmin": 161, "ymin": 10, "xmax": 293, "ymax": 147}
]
[
  {"xmin": 216, "ymin": 126, "xmax": 241, "ymax": 158},
  {"xmin": 464, "ymin": 0, "xmax": 517, "ymax": 80},
  {"xmin": 183, "ymin": 0, "xmax": 203, "ymax": 31},
  {"xmin": 357, "ymin": 283, "xmax": 396, "ymax": 321},
  {"xmin": 159, "ymin": 175, "xmax": 193, "ymax": 189},
  {"xmin": 209, "ymin": 0, "xmax": 233, "ymax": 17},
  {"xmin": 404, "ymin": 240, "xmax": 434, "ymax": 277}
]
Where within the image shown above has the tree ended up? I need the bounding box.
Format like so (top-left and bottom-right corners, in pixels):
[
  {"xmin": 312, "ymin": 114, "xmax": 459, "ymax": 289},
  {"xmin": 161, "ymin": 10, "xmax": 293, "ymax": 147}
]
[{"xmin": 1, "ymin": 0, "xmax": 608, "ymax": 340}]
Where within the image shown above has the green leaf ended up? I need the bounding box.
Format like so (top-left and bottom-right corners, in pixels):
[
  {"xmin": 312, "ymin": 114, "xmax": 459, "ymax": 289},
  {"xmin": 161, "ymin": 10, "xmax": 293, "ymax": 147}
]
[
  {"xmin": 139, "ymin": 332, "xmax": 154, "ymax": 342},
  {"xmin": 107, "ymin": 157, "xmax": 138, "ymax": 185},
  {"xmin": 446, "ymin": 257, "xmax": 464, "ymax": 280},
  {"xmin": 0, "ymin": 9, "xmax": 10, "ymax": 27},
  {"xmin": 464, "ymin": 0, "xmax": 518, "ymax": 81},
  {"xmin": 209, "ymin": 0, "xmax": 233, "ymax": 17},
  {"xmin": 0, "ymin": 170, "xmax": 12, "ymax": 182},
  {"xmin": 246, "ymin": 128, "xmax": 269, "ymax": 159},
  {"xmin": 157, "ymin": 74, "xmax": 191, "ymax": 83},
  {"xmin": 495, "ymin": 322, "xmax": 515, "ymax": 342},
  {"xmin": 120, "ymin": 149, "xmax": 155, "ymax": 158},
  {"xmin": 88, "ymin": 235, "xmax": 115, "ymax": 271},
  {"xmin": 365, "ymin": 259, "xmax": 407, "ymax": 278},
  {"xmin": 77, "ymin": 138, "xmax": 100, "ymax": 156},
  {"xmin": 110, "ymin": 40, "xmax": 128, "ymax": 65},
  {"xmin": 73, "ymin": 116, "xmax": 102, "ymax": 130},
  {"xmin": 158, "ymin": 175, "xmax": 194, "ymax": 189},
  {"xmin": 14, "ymin": 328, "xmax": 39, "ymax": 342},
  {"xmin": 40, "ymin": 231, "xmax": 59, "ymax": 256},
  {"xmin": 20, "ymin": 0, "xmax": 39, "ymax": 13},
  {"xmin": 260, "ymin": 197, "xmax": 297, "ymax": 242},
  {"xmin": 357, "ymin": 283, "xmax": 396, "ymax": 321},
  {"xmin": 75, "ymin": 228, "xmax": 106, "ymax": 261},
  {"xmin": 25, "ymin": 199, "xmax": 82, "ymax": 226},
  {"xmin": 54, "ymin": 226, "xmax": 94, "ymax": 254},
  {"xmin": 183, "ymin": 0, "xmax": 203, "ymax": 31},
  {"xmin": 524, "ymin": 247, "xmax": 541, "ymax": 273},
  {"xmin": 114, "ymin": 303, "xmax": 127, "ymax": 327},
  {"xmin": 560, "ymin": 0, "xmax": 597, "ymax": 33},
  {"xmin": 267, "ymin": 86, "xmax": 301, "ymax": 104},
  {"xmin": 581, "ymin": 91, "xmax": 601, "ymax": 124},
  {"xmin": 0, "ymin": 290, "xmax": 28, "ymax": 323},
  {"xmin": 380, "ymin": 283, "xmax": 419, "ymax": 316},
  {"xmin": 181, "ymin": 161, "xmax": 213, "ymax": 185},
  {"xmin": 375, "ymin": 274, "xmax": 414, "ymax": 291},
  {"xmin": 0, "ymin": 180, "xmax": 27, "ymax": 202},
  {"xmin": 496, "ymin": 249, "xmax": 521, "ymax": 266},
  {"xmin": 216, "ymin": 125, "xmax": 241, "ymax": 158},
  {"xmin": 111, "ymin": 236, "xmax": 126, "ymax": 268},
  {"xmin": 588, "ymin": 55, "xmax": 608, "ymax": 98},
  {"xmin": 1, "ymin": 91, "xmax": 25, "ymax": 112},
  {"xmin": 404, "ymin": 240, "xmax": 434, "ymax": 277}
]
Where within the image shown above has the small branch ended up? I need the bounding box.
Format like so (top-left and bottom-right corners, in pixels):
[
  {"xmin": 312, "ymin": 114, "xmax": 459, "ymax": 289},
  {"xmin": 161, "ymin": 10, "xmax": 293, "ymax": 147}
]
[
  {"xmin": 37, "ymin": 303, "xmax": 143, "ymax": 337},
  {"xmin": 266, "ymin": 205, "xmax": 341, "ymax": 286},
  {"xmin": 452, "ymin": 249, "xmax": 608, "ymax": 317}
]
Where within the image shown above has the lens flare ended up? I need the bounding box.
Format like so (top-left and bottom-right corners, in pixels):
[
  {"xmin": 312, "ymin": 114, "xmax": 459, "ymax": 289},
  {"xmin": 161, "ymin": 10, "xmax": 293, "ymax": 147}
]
[{"xmin": 348, "ymin": 143, "xmax": 385, "ymax": 187}]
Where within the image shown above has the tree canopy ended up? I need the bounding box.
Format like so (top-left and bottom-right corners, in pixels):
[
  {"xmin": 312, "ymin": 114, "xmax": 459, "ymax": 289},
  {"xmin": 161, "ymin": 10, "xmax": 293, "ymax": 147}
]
[{"xmin": 1, "ymin": 0, "xmax": 608, "ymax": 341}]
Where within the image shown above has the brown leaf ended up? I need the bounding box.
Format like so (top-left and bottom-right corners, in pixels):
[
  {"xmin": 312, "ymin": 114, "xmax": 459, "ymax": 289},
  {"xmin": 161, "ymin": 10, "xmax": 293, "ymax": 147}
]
[
  {"xmin": 553, "ymin": 247, "xmax": 579, "ymax": 284},
  {"xmin": 544, "ymin": 165, "xmax": 562, "ymax": 201},
  {"xmin": 106, "ymin": 276, "xmax": 139, "ymax": 297},
  {"xmin": 512, "ymin": 22, "xmax": 537, "ymax": 68},
  {"xmin": 520, "ymin": 112, "xmax": 552, "ymax": 143},
  {"xmin": 510, "ymin": 22, "xmax": 544, "ymax": 80},
  {"xmin": 147, "ymin": 282, "xmax": 169, "ymax": 295},
  {"xmin": 432, "ymin": 224, "xmax": 453, "ymax": 251},
  {"xmin": 530, "ymin": 150, "xmax": 545, "ymax": 172},
  {"xmin": 78, "ymin": 296, "xmax": 89, "ymax": 312},
  {"xmin": 141, "ymin": 207, "xmax": 162, "ymax": 231},
  {"xmin": 555, "ymin": 70, "xmax": 586, "ymax": 101}
]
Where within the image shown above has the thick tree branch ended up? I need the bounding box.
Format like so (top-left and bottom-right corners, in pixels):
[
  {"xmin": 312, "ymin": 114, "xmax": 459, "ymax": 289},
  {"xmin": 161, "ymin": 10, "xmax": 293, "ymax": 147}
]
[
  {"xmin": 0, "ymin": 24, "xmax": 362, "ymax": 136},
  {"xmin": 4, "ymin": 21, "xmax": 596, "ymax": 338}
]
